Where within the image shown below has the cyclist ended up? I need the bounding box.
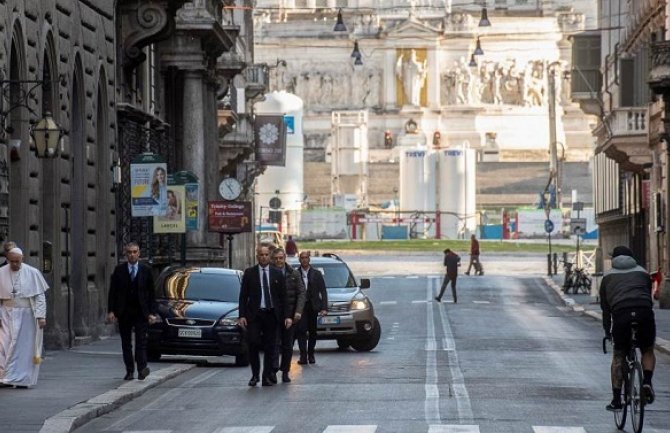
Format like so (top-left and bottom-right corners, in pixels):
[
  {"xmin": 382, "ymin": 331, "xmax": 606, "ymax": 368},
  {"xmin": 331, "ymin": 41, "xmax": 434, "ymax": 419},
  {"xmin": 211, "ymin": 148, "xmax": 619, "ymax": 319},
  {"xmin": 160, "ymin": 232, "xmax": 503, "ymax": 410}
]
[{"xmin": 599, "ymin": 245, "xmax": 656, "ymax": 411}]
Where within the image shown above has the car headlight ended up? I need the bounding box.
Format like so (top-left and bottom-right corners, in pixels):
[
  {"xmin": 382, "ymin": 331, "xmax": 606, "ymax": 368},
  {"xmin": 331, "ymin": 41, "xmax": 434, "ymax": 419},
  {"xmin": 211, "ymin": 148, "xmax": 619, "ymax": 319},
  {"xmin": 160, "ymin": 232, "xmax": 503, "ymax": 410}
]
[
  {"xmin": 219, "ymin": 317, "xmax": 239, "ymax": 326},
  {"xmin": 351, "ymin": 299, "xmax": 369, "ymax": 310}
]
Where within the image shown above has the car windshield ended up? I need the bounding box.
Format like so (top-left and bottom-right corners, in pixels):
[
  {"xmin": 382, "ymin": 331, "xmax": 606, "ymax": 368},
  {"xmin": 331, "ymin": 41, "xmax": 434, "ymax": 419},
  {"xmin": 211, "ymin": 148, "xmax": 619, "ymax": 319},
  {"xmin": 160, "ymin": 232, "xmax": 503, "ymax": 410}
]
[
  {"xmin": 159, "ymin": 271, "xmax": 240, "ymax": 302},
  {"xmin": 299, "ymin": 263, "xmax": 357, "ymax": 288}
]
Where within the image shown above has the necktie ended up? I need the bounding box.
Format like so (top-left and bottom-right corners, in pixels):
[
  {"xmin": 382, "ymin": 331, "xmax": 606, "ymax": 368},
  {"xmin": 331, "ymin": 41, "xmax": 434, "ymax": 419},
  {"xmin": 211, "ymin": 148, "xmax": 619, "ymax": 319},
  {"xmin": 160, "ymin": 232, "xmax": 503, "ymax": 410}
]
[
  {"xmin": 262, "ymin": 268, "xmax": 272, "ymax": 309},
  {"xmin": 130, "ymin": 265, "xmax": 137, "ymax": 280}
]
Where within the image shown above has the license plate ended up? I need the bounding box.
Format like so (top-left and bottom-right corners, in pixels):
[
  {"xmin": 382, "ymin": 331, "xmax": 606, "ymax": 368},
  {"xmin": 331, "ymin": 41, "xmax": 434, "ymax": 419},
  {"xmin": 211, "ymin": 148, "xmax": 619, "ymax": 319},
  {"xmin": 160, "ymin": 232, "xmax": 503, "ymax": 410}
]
[
  {"xmin": 318, "ymin": 316, "xmax": 340, "ymax": 325},
  {"xmin": 178, "ymin": 328, "xmax": 202, "ymax": 338}
]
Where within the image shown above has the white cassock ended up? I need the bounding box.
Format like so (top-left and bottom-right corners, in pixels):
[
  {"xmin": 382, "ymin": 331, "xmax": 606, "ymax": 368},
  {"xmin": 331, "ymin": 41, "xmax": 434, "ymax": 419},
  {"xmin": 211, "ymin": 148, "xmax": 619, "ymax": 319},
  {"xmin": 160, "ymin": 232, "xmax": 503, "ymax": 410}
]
[{"xmin": 0, "ymin": 263, "xmax": 49, "ymax": 387}]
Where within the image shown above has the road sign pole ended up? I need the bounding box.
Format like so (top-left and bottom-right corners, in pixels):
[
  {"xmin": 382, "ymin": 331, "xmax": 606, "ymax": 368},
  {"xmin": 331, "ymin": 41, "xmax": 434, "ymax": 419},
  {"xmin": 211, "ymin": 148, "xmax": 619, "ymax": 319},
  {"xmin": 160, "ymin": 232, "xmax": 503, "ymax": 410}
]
[
  {"xmin": 228, "ymin": 234, "xmax": 234, "ymax": 269},
  {"xmin": 547, "ymin": 232, "xmax": 552, "ymax": 276}
]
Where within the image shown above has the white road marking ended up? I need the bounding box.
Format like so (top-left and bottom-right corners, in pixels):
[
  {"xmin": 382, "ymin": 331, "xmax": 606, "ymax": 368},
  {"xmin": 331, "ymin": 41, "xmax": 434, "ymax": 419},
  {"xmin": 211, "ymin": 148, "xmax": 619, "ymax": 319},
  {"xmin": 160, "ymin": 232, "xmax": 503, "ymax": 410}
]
[
  {"xmin": 437, "ymin": 296, "xmax": 474, "ymax": 423},
  {"xmin": 428, "ymin": 426, "xmax": 480, "ymax": 432},
  {"xmin": 322, "ymin": 426, "xmax": 377, "ymax": 433},
  {"xmin": 379, "ymin": 301, "xmax": 397, "ymax": 305},
  {"xmin": 425, "ymin": 278, "xmax": 441, "ymax": 424},
  {"xmin": 407, "ymin": 276, "xmax": 420, "ymax": 279},
  {"xmin": 212, "ymin": 428, "xmax": 274, "ymax": 433},
  {"xmin": 413, "ymin": 300, "xmax": 428, "ymax": 303},
  {"xmin": 532, "ymin": 428, "xmax": 587, "ymax": 433},
  {"xmin": 472, "ymin": 301, "xmax": 489, "ymax": 304}
]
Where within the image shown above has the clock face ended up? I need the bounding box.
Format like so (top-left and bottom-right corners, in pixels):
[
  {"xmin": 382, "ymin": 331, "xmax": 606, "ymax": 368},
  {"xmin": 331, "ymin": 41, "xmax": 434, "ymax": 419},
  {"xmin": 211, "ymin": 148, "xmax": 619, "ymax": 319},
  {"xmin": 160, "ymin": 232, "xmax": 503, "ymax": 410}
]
[{"xmin": 219, "ymin": 177, "xmax": 242, "ymax": 201}]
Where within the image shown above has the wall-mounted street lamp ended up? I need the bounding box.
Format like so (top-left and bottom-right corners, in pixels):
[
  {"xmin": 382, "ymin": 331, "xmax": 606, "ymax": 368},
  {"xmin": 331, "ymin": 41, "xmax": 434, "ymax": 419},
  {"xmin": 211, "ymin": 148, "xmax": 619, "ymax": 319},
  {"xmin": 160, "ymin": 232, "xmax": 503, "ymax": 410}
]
[
  {"xmin": 30, "ymin": 112, "xmax": 63, "ymax": 159},
  {"xmin": 468, "ymin": 53, "xmax": 478, "ymax": 67},
  {"xmin": 479, "ymin": 7, "xmax": 491, "ymax": 27},
  {"xmin": 334, "ymin": 8, "xmax": 347, "ymax": 32},
  {"xmin": 473, "ymin": 36, "xmax": 484, "ymax": 56}
]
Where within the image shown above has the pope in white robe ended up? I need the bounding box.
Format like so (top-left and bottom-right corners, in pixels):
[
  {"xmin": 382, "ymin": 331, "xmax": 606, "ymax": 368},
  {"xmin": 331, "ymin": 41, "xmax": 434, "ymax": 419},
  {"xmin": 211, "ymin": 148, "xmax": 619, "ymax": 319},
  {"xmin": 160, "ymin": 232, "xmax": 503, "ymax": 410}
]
[{"xmin": 0, "ymin": 247, "xmax": 49, "ymax": 388}]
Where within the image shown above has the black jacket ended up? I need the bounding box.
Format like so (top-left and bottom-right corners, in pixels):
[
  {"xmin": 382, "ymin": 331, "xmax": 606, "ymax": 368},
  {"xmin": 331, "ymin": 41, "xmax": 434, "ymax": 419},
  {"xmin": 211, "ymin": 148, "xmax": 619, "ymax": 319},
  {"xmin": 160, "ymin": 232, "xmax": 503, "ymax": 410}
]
[
  {"xmin": 239, "ymin": 265, "xmax": 290, "ymax": 322},
  {"xmin": 280, "ymin": 263, "xmax": 306, "ymax": 316},
  {"xmin": 298, "ymin": 266, "xmax": 328, "ymax": 311},
  {"xmin": 600, "ymin": 255, "xmax": 653, "ymax": 332},
  {"xmin": 108, "ymin": 261, "xmax": 155, "ymax": 320}
]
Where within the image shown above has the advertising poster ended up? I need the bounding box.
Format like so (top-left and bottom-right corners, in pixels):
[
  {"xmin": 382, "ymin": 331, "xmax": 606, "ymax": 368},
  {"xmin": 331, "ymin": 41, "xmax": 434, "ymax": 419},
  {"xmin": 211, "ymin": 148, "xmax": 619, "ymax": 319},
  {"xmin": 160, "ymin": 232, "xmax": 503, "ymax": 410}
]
[
  {"xmin": 185, "ymin": 183, "xmax": 199, "ymax": 231},
  {"xmin": 154, "ymin": 184, "xmax": 186, "ymax": 233},
  {"xmin": 130, "ymin": 154, "xmax": 167, "ymax": 217},
  {"xmin": 208, "ymin": 201, "xmax": 252, "ymax": 233},
  {"xmin": 254, "ymin": 115, "xmax": 286, "ymax": 166}
]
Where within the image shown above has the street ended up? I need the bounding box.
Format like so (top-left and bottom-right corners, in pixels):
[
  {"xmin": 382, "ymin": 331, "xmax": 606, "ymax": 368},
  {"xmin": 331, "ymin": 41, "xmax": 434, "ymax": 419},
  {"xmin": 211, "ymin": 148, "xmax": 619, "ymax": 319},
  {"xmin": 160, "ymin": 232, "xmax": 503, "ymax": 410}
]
[{"xmin": 71, "ymin": 253, "xmax": 670, "ymax": 433}]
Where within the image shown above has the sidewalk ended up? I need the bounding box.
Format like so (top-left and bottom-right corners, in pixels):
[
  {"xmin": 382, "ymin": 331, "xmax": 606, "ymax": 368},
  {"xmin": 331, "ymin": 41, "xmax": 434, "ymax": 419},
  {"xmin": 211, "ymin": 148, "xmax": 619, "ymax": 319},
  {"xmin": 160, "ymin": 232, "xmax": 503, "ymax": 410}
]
[
  {"xmin": 545, "ymin": 274, "xmax": 670, "ymax": 356},
  {"xmin": 0, "ymin": 335, "xmax": 196, "ymax": 433}
]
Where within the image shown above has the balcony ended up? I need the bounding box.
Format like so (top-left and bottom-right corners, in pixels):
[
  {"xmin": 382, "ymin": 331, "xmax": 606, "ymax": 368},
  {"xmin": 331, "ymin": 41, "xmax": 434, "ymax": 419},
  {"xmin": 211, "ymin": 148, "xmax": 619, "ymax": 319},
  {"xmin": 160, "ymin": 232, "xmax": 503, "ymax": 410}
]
[
  {"xmin": 606, "ymin": 108, "xmax": 647, "ymax": 137},
  {"xmin": 244, "ymin": 64, "xmax": 270, "ymax": 100},
  {"xmin": 596, "ymin": 107, "xmax": 651, "ymax": 169},
  {"xmin": 650, "ymin": 40, "xmax": 670, "ymax": 95}
]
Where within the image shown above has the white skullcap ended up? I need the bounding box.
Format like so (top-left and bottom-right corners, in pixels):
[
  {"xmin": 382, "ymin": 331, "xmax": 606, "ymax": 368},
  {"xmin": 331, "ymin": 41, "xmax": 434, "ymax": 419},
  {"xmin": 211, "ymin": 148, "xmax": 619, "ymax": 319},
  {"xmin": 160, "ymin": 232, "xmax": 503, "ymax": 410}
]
[{"xmin": 8, "ymin": 247, "xmax": 23, "ymax": 256}]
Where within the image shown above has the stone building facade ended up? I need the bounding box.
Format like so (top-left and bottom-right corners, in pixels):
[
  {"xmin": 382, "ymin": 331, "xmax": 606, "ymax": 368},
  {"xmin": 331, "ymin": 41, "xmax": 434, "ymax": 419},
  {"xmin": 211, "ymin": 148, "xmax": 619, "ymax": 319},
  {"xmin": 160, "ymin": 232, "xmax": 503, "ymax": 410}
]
[
  {"xmin": 0, "ymin": 0, "xmax": 254, "ymax": 347},
  {"xmin": 254, "ymin": 0, "xmax": 598, "ymax": 211}
]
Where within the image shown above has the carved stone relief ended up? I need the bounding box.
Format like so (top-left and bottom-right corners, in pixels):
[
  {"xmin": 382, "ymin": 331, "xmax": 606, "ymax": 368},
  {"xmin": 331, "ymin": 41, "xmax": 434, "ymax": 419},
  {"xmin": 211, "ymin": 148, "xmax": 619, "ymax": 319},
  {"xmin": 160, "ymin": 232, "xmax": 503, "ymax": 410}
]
[{"xmin": 441, "ymin": 58, "xmax": 562, "ymax": 107}]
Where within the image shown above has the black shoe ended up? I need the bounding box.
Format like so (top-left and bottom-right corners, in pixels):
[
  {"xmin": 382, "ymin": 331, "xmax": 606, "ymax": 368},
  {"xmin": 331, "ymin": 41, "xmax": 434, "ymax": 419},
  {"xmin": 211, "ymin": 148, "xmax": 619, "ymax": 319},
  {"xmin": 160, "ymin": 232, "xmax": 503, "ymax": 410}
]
[
  {"xmin": 267, "ymin": 371, "xmax": 277, "ymax": 384},
  {"xmin": 138, "ymin": 367, "xmax": 150, "ymax": 380},
  {"xmin": 297, "ymin": 355, "xmax": 308, "ymax": 365},
  {"xmin": 14, "ymin": 385, "xmax": 28, "ymax": 389},
  {"xmin": 248, "ymin": 376, "xmax": 259, "ymax": 387},
  {"xmin": 434, "ymin": 297, "xmax": 441, "ymax": 302},
  {"xmin": 642, "ymin": 384, "xmax": 655, "ymax": 404},
  {"xmin": 261, "ymin": 377, "xmax": 274, "ymax": 386},
  {"xmin": 308, "ymin": 354, "xmax": 315, "ymax": 364},
  {"xmin": 123, "ymin": 372, "xmax": 134, "ymax": 381},
  {"xmin": 464, "ymin": 272, "xmax": 470, "ymax": 276},
  {"xmin": 606, "ymin": 400, "xmax": 623, "ymax": 411},
  {"xmin": 282, "ymin": 372, "xmax": 291, "ymax": 383}
]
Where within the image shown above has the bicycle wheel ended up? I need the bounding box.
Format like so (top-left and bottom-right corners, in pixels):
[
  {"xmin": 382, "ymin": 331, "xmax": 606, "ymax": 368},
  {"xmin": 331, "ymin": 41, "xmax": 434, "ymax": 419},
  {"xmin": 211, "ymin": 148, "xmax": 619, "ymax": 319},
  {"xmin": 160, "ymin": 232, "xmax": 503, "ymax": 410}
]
[
  {"xmin": 614, "ymin": 378, "xmax": 628, "ymax": 430},
  {"xmin": 630, "ymin": 361, "xmax": 645, "ymax": 433}
]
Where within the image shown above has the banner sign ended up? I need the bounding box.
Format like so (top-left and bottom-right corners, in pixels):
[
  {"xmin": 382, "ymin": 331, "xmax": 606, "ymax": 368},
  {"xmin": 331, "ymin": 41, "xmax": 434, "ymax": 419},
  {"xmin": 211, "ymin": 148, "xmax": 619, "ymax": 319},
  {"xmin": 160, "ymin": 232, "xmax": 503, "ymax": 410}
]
[
  {"xmin": 130, "ymin": 153, "xmax": 167, "ymax": 217},
  {"xmin": 153, "ymin": 181, "xmax": 186, "ymax": 233},
  {"xmin": 254, "ymin": 115, "xmax": 286, "ymax": 166},
  {"xmin": 284, "ymin": 116, "xmax": 295, "ymax": 135},
  {"xmin": 172, "ymin": 170, "xmax": 199, "ymax": 231},
  {"xmin": 208, "ymin": 201, "xmax": 252, "ymax": 233}
]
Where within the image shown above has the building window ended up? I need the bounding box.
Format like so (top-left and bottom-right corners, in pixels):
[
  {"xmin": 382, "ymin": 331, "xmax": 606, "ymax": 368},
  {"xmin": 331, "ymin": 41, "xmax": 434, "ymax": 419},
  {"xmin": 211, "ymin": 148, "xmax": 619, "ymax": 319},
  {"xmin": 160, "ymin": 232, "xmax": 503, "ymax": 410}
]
[{"xmin": 571, "ymin": 33, "xmax": 602, "ymax": 95}]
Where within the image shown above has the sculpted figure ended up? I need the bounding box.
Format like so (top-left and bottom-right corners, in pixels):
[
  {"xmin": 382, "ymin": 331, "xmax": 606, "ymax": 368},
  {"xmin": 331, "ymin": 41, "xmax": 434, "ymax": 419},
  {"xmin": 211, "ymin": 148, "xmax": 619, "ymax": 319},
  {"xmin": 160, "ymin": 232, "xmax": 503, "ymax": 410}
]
[{"xmin": 395, "ymin": 49, "xmax": 428, "ymax": 106}]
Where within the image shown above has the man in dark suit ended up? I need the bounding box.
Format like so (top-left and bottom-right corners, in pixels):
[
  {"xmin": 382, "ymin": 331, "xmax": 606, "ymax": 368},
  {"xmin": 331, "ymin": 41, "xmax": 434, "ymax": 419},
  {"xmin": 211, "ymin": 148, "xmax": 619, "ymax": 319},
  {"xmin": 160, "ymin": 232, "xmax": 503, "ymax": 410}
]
[
  {"xmin": 107, "ymin": 242, "xmax": 157, "ymax": 381},
  {"xmin": 295, "ymin": 251, "xmax": 328, "ymax": 365},
  {"xmin": 239, "ymin": 245, "xmax": 291, "ymax": 387}
]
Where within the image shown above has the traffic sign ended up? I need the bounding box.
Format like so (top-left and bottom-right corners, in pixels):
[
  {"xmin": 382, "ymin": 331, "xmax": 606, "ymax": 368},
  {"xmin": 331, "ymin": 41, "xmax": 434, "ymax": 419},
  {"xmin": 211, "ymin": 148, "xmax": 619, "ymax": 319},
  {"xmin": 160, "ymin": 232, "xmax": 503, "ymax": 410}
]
[
  {"xmin": 544, "ymin": 219, "xmax": 554, "ymax": 233},
  {"xmin": 269, "ymin": 196, "xmax": 281, "ymax": 210},
  {"xmin": 570, "ymin": 217, "xmax": 587, "ymax": 235}
]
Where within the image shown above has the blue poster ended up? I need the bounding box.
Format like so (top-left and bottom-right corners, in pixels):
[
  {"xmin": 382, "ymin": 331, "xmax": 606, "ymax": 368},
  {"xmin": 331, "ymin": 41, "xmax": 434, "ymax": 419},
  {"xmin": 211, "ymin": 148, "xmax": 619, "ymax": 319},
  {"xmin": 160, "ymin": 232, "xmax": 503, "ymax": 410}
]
[{"xmin": 284, "ymin": 116, "xmax": 295, "ymax": 135}]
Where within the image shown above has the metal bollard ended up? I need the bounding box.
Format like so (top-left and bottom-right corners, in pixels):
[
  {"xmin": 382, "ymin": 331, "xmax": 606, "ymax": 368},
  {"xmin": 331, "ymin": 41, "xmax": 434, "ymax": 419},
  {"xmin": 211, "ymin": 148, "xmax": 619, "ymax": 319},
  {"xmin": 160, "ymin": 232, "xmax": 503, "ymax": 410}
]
[
  {"xmin": 552, "ymin": 253, "xmax": 558, "ymax": 275},
  {"xmin": 547, "ymin": 254, "xmax": 552, "ymax": 276}
]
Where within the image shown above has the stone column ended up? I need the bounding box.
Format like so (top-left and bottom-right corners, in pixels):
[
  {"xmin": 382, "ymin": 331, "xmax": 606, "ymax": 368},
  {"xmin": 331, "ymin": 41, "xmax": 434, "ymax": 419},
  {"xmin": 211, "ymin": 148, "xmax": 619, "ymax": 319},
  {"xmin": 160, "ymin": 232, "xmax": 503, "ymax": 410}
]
[
  {"xmin": 183, "ymin": 70, "xmax": 208, "ymax": 247},
  {"xmin": 427, "ymin": 47, "xmax": 440, "ymax": 109},
  {"xmin": 384, "ymin": 49, "xmax": 397, "ymax": 109}
]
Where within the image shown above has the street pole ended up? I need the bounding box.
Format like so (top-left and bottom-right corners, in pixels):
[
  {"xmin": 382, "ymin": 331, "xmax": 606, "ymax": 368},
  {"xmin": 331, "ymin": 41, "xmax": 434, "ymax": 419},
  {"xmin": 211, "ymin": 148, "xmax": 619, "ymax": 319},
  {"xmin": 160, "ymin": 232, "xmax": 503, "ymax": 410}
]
[
  {"xmin": 548, "ymin": 66, "xmax": 559, "ymax": 208},
  {"xmin": 227, "ymin": 234, "xmax": 234, "ymax": 268}
]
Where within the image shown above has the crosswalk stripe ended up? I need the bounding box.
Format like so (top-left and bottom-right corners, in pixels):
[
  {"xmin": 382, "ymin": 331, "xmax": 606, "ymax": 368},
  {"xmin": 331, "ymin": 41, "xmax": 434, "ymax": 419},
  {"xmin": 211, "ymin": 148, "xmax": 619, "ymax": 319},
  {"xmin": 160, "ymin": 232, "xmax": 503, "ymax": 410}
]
[
  {"xmin": 379, "ymin": 301, "xmax": 397, "ymax": 305},
  {"xmin": 212, "ymin": 428, "xmax": 274, "ymax": 433},
  {"xmin": 428, "ymin": 425, "xmax": 480, "ymax": 432},
  {"xmin": 322, "ymin": 426, "xmax": 377, "ymax": 433},
  {"xmin": 532, "ymin": 427, "xmax": 586, "ymax": 433},
  {"xmin": 123, "ymin": 431, "xmax": 172, "ymax": 433},
  {"xmin": 472, "ymin": 301, "xmax": 490, "ymax": 304},
  {"xmin": 413, "ymin": 300, "xmax": 428, "ymax": 303}
]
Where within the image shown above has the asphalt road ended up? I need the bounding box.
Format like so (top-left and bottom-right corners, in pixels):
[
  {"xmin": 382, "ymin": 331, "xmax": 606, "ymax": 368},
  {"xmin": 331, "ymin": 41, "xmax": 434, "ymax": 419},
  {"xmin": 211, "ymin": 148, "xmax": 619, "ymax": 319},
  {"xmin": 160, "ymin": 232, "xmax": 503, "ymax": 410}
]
[{"xmin": 72, "ymin": 254, "xmax": 669, "ymax": 433}]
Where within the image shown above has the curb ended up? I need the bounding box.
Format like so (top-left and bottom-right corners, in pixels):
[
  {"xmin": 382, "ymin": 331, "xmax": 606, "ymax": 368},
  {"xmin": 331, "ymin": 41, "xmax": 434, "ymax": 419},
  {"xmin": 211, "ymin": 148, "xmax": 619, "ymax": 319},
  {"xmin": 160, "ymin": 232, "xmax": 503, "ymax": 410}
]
[
  {"xmin": 38, "ymin": 363, "xmax": 196, "ymax": 433},
  {"xmin": 543, "ymin": 277, "xmax": 670, "ymax": 357}
]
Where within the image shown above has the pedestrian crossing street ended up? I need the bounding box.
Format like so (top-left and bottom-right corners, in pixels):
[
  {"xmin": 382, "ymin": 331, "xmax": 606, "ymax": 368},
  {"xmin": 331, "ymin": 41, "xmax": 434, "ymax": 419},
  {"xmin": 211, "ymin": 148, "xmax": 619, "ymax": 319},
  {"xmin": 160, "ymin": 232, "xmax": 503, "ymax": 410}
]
[{"xmin": 115, "ymin": 426, "xmax": 670, "ymax": 433}]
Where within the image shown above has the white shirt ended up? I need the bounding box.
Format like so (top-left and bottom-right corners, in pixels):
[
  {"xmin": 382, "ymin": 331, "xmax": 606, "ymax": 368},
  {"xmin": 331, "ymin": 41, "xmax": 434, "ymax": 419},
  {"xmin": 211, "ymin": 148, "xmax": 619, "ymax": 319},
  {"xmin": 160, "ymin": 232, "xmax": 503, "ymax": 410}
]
[
  {"xmin": 259, "ymin": 266, "xmax": 271, "ymax": 308},
  {"xmin": 301, "ymin": 266, "xmax": 310, "ymax": 291}
]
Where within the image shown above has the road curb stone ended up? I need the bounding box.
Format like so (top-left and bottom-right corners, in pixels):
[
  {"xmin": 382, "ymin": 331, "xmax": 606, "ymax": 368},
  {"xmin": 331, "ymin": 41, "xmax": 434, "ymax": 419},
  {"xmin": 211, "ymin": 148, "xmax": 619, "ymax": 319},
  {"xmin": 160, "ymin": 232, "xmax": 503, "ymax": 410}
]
[
  {"xmin": 543, "ymin": 277, "xmax": 670, "ymax": 357},
  {"xmin": 39, "ymin": 363, "xmax": 196, "ymax": 433}
]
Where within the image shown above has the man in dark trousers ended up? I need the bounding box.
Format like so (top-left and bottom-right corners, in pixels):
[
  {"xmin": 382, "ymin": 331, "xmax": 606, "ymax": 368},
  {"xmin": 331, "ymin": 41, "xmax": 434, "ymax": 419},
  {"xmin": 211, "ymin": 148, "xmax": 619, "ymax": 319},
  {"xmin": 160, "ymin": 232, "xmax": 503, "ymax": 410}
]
[
  {"xmin": 239, "ymin": 245, "xmax": 291, "ymax": 387},
  {"xmin": 285, "ymin": 235, "xmax": 299, "ymax": 257},
  {"xmin": 107, "ymin": 242, "xmax": 156, "ymax": 381},
  {"xmin": 295, "ymin": 251, "xmax": 328, "ymax": 364},
  {"xmin": 435, "ymin": 248, "xmax": 461, "ymax": 303},
  {"xmin": 465, "ymin": 234, "xmax": 483, "ymax": 276},
  {"xmin": 270, "ymin": 247, "xmax": 305, "ymax": 383}
]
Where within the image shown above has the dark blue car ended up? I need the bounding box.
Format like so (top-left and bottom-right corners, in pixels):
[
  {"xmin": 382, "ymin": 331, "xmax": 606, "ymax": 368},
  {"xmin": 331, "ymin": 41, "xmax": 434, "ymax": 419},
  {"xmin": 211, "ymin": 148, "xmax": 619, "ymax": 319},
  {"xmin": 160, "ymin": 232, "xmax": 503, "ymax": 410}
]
[{"xmin": 147, "ymin": 267, "xmax": 248, "ymax": 366}]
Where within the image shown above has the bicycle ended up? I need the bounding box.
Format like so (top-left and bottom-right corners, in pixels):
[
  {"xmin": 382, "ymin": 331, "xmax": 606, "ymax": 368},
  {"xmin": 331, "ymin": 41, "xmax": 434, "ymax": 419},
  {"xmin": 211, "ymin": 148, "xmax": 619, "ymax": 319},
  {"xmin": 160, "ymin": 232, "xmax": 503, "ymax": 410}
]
[
  {"xmin": 561, "ymin": 260, "xmax": 591, "ymax": 294},
  {"xmin": 603, "ymin": 321, "xmax": 646, "ymax": 433}
]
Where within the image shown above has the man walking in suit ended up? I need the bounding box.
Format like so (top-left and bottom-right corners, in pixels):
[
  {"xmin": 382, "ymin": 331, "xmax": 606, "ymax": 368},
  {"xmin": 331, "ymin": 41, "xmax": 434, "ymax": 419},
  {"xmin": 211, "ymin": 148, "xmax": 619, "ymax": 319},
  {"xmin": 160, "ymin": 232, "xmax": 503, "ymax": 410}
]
[
  {"xmin": 239, "ymin": 245, "xmax": 291, "ymax": 387},
  {"xmin": 270, "ymin": 247, "xmax": 305, "ymax": 383},
  {"xmin": 435, "ymin": 248, "xmax": 461, "ymax": 304},
  {"xmin": 107, "ymin": 242, "xmax": 157, "ymax": 380},
  {"xmin": 295, "ymin": 251, "xmax": 328, "ymax": 365}
]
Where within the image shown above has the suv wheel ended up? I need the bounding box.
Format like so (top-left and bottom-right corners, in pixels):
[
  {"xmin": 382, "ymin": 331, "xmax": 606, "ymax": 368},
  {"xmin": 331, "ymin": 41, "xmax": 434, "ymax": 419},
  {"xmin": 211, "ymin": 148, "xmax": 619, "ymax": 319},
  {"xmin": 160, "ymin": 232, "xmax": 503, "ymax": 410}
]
[
  {"xmin": 148, "ymin": 350, "xmax": 161, "ymax": 362},
  {"xmin": 336, "ymin": 339, "xmax": 351, "ymax": 350},
  {"xmin": 235, "ymin": 353, "xmax": 250, "ymax": 367},
  {"xmin": 350, "ymin": 317, "xmax": 381, "ymax": 352}
]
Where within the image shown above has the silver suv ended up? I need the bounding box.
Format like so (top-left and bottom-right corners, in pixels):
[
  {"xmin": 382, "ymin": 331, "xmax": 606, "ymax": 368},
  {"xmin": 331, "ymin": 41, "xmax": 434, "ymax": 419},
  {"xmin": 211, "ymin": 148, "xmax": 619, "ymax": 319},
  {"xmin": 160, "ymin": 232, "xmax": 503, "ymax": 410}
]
[{"xmin": 290, "ymin": 253, "xmax": 381, "ymax": 351}]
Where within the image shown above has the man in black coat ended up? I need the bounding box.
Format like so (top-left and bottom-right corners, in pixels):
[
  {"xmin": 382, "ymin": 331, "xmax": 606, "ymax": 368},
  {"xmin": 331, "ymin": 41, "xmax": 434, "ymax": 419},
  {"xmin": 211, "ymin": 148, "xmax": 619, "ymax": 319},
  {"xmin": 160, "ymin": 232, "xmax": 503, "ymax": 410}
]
[
  {"xmin": 270, "ymin": 247, "xmax": 306, "ymax": 383},
  {"xmin": 295, "ymin": 251, "xmax": 328, "ymax": 365},
  {"xmin": 239, "ymin": 245, "xmax": 291, "ymax": 387},
  {"xmin": 107, "ymin": 242, "xmax": 157, "ymax": 381}
]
